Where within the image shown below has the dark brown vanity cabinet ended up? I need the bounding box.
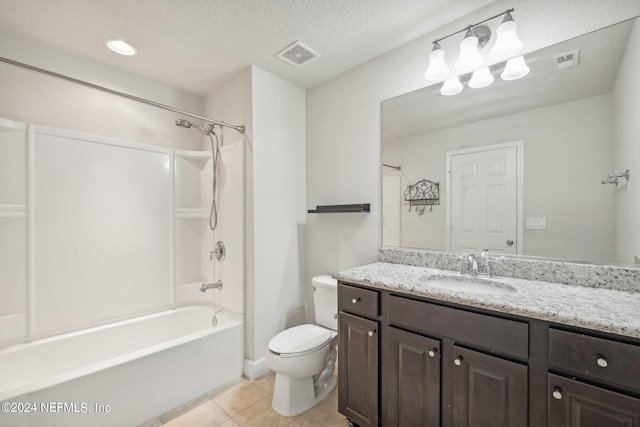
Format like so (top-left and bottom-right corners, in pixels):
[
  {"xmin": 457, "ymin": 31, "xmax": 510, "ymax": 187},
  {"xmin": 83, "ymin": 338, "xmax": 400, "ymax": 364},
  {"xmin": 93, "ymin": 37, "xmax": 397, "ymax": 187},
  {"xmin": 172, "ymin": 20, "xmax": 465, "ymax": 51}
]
[
  {"xmin": 386, "ymin": 326, "xmax": 441, "ymax": 426},
  {"xmin": 548, "ymin": 329, "xmax": 640, "ymax": 426},
  {"xmin": 387, "ymin": 294, "xmax": 529, "ymax": 427},
  {"xmin": 338, "ymin": 284, "xmax": 381, "ymax": 427},
  {"xmin": 338, "ymin": 280, "xmax": 640, "ymax": 427}
]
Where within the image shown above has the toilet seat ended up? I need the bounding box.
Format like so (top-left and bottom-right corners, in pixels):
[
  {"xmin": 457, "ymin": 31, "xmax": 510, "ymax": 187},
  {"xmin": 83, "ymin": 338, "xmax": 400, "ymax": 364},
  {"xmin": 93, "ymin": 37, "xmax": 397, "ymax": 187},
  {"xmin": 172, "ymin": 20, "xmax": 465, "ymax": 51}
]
[{"xmin": 268, "ymin": 324, "xmax": 334, "ymax": 357}]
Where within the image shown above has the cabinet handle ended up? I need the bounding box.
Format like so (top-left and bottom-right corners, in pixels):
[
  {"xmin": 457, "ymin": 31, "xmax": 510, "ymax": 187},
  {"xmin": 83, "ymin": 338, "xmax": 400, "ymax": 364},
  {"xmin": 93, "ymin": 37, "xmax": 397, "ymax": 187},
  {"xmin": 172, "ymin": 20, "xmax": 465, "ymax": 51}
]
[
  {"xmin": 454, "ymin": 356, "xmax": 463, "ymax": 366},
  {"xmin": 368, "ymin": 330, "xmax": 376, "ymax": 337},
  {"xmin": 552, "ymin": 387, "xmax": 562, "ymax": 400},
  {"xmin": 351, "ymin": 297, "xmax": 361, "ymax": 304},
  {"xmin": 428, "ymin": 348, "xmax": 438, "ymax": 358},
  {"xmin": 596, "ymin": 356, "xmax": 608, "ymax": 368}
]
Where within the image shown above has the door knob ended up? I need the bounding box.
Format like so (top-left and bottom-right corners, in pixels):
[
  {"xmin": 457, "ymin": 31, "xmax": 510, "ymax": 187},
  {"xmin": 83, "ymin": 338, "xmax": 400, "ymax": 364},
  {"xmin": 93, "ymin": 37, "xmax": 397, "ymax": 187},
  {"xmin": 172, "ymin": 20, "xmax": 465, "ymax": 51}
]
[
  {"xmin": 428, "ymin": 348, "xmax": 438, "ymax": 357},
  {"xmin": 552, "ymin": 387, "xmax": 562, "ymax": 400},
  {"xmin": 506, "ymin": 239, "xmax": 514, "ymax": 247},
  {"xmin": 454, "ymin": 357, "xmax": 463, "ymax": 366}
]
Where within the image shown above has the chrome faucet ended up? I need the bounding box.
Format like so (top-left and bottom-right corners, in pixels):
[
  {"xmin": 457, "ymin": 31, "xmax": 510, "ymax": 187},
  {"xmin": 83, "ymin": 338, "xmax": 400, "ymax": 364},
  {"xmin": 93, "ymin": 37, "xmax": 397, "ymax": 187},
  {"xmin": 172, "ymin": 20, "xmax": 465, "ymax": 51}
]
[
  {"xmin": 480, "ymin": 249, "xmax": 493, "ymax": 277},
  {"xmin": 200, "ymin": 280, "xmax": 223, "ymax": 292},
  {"xmin": 459, "ymin": 250, "xmax": 496, "ymax": 277},
  {"xmin": 460, "ymin": 254, "xmax": 479, "ymax": 276}
]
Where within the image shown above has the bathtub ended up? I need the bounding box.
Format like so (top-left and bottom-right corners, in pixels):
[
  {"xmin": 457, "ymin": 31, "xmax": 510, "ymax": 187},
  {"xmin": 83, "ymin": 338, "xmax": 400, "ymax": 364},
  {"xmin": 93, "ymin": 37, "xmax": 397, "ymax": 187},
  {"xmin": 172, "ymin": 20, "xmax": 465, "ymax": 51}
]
[{"xmin": 0, "ymin": 306, "xmax": 243, "ymax": 427}]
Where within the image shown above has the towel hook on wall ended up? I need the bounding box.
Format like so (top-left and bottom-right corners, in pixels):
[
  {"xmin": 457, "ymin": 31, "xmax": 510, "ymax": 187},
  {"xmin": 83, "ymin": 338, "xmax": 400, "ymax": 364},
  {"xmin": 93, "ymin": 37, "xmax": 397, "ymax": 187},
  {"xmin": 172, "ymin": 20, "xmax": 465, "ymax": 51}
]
[{"xmin": 601, "ymin": 170, "xmax": 630, "ymax": 186}]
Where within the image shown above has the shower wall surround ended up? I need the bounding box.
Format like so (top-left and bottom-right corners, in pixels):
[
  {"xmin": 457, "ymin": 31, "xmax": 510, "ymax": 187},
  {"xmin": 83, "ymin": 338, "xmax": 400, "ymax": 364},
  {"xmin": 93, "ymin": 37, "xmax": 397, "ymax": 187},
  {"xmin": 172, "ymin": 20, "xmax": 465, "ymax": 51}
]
[{"xmin": 0, "ymin": 117, "xmax": 245, "ymax": 346}]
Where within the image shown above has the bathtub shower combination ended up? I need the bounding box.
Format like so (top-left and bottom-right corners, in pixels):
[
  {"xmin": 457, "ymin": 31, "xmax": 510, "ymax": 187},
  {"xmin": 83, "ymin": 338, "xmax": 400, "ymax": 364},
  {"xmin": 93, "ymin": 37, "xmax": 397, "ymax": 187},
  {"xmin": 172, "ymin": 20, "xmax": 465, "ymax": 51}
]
[
  {"xmin": 0, "ymin": 115, "xmax": 246, "ymax": 426},
  {"xmin": 0, "ymin": 307, "xmax": 243, "ymax": 426}
]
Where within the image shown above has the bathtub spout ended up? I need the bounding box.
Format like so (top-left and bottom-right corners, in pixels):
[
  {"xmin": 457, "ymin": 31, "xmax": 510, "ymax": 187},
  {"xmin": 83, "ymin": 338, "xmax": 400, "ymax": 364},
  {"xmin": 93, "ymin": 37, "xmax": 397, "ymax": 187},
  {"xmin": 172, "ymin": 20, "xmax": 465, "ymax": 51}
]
[{"xmin": 200, "ymin": 280, "xmax": 223, "ymax": 292}]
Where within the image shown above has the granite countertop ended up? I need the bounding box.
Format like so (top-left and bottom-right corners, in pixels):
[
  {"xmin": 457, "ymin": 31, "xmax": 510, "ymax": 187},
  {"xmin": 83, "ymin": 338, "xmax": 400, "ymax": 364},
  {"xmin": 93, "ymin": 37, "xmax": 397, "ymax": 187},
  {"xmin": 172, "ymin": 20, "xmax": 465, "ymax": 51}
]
[{"xmin": 335, "ymin": 262, "xmax": 640, "ymax": 339}]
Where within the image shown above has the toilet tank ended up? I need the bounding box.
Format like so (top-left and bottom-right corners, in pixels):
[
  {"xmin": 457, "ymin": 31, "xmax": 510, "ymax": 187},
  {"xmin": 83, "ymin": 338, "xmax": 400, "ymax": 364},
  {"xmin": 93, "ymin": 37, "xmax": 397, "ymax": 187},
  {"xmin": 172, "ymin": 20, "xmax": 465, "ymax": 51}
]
[{"xmin": 312, "ymin": 275, "xmax": 338, "ymax": 331}]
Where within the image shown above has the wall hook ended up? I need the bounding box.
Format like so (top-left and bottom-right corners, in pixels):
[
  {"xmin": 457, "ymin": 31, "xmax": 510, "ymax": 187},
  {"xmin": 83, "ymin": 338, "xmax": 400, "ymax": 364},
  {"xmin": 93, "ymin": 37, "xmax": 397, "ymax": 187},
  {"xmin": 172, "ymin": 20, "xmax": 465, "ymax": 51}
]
[{"xmin": 601, "ymin": 169, "xmax": 630, "ymax": 186}]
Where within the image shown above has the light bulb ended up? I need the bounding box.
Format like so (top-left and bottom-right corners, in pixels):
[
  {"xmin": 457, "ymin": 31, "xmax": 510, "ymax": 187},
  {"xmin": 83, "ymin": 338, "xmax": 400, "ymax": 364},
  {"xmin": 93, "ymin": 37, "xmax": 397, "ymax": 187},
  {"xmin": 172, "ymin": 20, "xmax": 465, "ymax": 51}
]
[
  {"xmin": 490, "ymin": 12, "xmax": 523, "ymax": 60},
  {"xmin": 424, "ymin": 42, "xmax": 450, "ymax": 81},
  {"xmin": 105, "ymin": 39, "xmax": 137, "ymax": 56},
  {"xmin": 469, "ymin": 67, "xmax": 494, "ymax": 89},
  {"xmin": 501, "ymin": 56, "xmax": 530, "ymax": 80},
  {"xmin": 440, "ymin": 77, "xmax": 463, "ymax": 96},
  {"xmin": 455, "ymin": 29, "xmax": 483, "ymax": 72}
]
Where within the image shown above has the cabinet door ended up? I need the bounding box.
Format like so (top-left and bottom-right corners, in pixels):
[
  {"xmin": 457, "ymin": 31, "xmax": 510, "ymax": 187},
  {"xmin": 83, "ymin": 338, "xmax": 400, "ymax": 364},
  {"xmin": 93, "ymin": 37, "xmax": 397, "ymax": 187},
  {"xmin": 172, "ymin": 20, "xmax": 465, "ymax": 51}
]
[
  {"xmin": 339, "ymin": 312, "xmax": 379, "ymax": 427},
  {"xmin": 452, "ymin": 345, "xmax": 527, "ymax": 427},
  {"xmin": 548, "ymin": 374, "xmax": 640, "ymax": 427},
  {"xmin": 386, "ymin": 327, "xmax": 441, "ymax": 427}
]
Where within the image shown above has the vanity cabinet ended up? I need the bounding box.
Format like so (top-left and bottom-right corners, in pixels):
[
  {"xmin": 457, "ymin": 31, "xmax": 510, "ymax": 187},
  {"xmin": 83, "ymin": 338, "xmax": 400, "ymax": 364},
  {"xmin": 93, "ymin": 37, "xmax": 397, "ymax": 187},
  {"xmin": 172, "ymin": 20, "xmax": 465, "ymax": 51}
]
[
  {"xmin": 338, "ymin": 279, "xmax": 640, "ymax": 427},
  {"xmin": 386, "ymin": 294, "xmax": 528, "ymax": 427},
  {"xmin": 548, "ymin": 329, "xmax": 640, "ymax": 426},
  {"xmin": 338, "ymin": 284, "xmax": 380, "ymax": 427},
  {"xmin": 386, "ymin": 327, "xmax": 441, "ymax": 426}
]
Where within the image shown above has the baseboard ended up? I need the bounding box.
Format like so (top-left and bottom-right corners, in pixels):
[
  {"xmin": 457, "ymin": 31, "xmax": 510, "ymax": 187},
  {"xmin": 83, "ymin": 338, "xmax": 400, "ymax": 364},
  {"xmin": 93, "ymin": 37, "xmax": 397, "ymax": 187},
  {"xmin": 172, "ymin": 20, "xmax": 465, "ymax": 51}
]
[{"xmin": 243, "ymin": 357, "xmax": 271, "ymax": 380}]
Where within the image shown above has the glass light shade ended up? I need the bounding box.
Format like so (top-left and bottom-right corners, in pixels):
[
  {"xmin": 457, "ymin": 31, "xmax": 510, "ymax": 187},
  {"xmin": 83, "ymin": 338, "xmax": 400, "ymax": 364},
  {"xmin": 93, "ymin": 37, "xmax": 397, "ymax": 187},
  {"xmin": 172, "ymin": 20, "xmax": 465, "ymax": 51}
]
[
  {"xmin": 424, "ymin": 46, "xmax": 450, "ymax": 81},
  {"xmin": 455, "ymin": 32, "xmax": 483, "ymax": 72},
  {"xmin": 440, "ymin": 77, "xmax": 463, "ymax": 96},
  {"xmin": 501, "ymin": 56, "xmax": 530, "ymax": 80},
  {"xmin": 490, "ymin": 19, "xmax": 523, "ymax": 60},
  {"xmin": 468, "ymin": 67, "xmax": 494, "ymax": 89},
  {"xmin": 105, "ymin": 39, "xmax": 137, "ymax": 56}
]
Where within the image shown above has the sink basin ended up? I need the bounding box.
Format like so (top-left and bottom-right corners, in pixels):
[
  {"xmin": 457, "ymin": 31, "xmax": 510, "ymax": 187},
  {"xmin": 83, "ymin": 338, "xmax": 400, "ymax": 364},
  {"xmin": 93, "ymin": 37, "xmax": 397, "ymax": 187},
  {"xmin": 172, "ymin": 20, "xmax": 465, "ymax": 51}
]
[{"xmin": 420, "ymin": 275, "xmax": 516, "ymax": 295}]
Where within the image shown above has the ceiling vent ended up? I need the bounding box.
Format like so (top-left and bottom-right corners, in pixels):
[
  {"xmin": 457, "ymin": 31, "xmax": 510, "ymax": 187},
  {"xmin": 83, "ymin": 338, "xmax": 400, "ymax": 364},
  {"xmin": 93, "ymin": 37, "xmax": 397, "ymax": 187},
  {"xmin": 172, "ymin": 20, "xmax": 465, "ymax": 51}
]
[
  {"xmin": 277, "ymin": 41, "xmax": 319, "ymax": 68},
  {"xmin": 552, "ymin": 49, "xmax": 580, "ymax": 70}
]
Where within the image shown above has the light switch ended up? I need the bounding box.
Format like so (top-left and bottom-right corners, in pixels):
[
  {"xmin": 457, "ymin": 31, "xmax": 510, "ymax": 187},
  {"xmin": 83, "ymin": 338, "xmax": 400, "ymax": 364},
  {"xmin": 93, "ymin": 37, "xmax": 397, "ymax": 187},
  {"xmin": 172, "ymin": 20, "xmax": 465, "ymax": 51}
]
[{"xmin": 526, "ymin": 217, "xmax": 546, "ymax": 229}]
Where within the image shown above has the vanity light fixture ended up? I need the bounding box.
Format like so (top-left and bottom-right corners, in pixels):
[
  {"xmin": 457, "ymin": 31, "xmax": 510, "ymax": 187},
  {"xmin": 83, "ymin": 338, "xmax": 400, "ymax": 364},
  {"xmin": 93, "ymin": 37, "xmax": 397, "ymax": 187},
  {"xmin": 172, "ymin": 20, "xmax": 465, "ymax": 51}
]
[
  {"xmin": 440, "ymin": 76, "xmax": 463, "ymax": 96},
  {"xmin": 105, "ymin": 39, "xmax": 138, "ymax": 56},
  {"xmin": 424, "ymin": 42, "xmax": 449, "ymax": 80},
  {"xmin": 490, "ymin": 11, "xmax": 523, "ymax": 60},
  {"xmin": 501, "ymin": 55, "xmax": 530, "ymax": 80},
  {"xmin": 424, "ymin": 8, "xmax": 527, "ymax": 95},
  {"xmin": 454, "ymin": 29, "xmax": 484, "ymax": 72},
  {"xmin": 469, "ymin": 66, "xmax": 494, "ymax": 88}
]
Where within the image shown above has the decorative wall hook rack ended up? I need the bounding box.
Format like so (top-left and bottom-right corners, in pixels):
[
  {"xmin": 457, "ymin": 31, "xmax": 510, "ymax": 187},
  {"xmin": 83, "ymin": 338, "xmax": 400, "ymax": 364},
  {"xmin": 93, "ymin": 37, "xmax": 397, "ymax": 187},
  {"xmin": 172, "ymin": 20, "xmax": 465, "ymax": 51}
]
[
  {"xmin": 601, "ymin": 170, "xmax": 630, "ymax": 186},
  {"xmin": 404, "ymin": 179, "xmax": 439, "ymax": 216}
]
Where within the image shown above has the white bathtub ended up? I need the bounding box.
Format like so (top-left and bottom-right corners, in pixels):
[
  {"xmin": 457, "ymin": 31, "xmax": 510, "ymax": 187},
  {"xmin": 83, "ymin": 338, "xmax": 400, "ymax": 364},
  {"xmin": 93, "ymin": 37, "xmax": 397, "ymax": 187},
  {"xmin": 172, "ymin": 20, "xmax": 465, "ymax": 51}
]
[{"xmin": 0, "ymin": 306, "xmax": 243, "ymax": 427}]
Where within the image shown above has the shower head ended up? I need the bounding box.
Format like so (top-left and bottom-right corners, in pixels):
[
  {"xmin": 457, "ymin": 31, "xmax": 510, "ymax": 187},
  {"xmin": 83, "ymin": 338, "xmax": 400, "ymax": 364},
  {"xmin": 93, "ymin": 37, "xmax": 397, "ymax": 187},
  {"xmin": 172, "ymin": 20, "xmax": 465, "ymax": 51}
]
[
  {"xmin": 175, "ymin": 119, "xmax": 192, "ymax": 129},
  {"xmin": 175, "ymin": 119, "xmax": 213, "ymax": 135}
]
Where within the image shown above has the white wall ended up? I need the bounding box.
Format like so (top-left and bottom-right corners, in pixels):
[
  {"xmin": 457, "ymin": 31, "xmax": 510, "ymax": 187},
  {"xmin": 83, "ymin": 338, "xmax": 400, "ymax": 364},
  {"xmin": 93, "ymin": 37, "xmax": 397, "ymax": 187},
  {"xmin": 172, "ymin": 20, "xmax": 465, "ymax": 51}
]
[
  {"xmin": 389, "ymin": 94, "xmax": 614, "ymax": 262},
  {"xmin": 205, "ymin": 67, "xmax": 306, "ymax": 376},
  {"xmin": 306, "ymin": 0, "xmax": 640, "ymax": 276},
  {"xmin": 251, "ymin": 67, "xmax": 306, "ymax": 370},
  {"xmin": 613, "ymin": 18, "xmax": 640, "ymax": 264},
  {"xmin": 0, "ymin": 31, "xmax": 203, "ymax": 150}
]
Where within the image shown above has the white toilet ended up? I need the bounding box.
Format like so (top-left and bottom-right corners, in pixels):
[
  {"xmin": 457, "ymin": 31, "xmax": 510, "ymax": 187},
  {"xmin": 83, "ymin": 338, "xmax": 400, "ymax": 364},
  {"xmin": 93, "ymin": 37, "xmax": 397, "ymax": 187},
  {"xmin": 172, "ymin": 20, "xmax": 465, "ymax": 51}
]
[{"xmin": 265, "ymin": 275, "xmax": 338, "ymax": 417}]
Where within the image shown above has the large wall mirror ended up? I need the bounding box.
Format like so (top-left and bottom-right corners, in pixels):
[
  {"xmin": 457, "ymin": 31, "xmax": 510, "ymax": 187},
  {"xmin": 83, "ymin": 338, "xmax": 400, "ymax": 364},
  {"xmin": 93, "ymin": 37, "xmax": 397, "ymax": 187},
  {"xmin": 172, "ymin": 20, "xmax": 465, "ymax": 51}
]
[{"xmin": 382, "ymin": 17, "xmax": 640, "ymax": 266}]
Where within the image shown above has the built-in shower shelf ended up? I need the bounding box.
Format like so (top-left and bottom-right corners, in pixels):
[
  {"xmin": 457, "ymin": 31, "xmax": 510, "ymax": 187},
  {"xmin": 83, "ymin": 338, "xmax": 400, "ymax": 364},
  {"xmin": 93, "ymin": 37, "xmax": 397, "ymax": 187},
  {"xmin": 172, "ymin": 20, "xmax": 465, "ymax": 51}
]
[
  {"xmin": 174, "ymin": 208, "xmax": 209, "ymax": 218},
  {"xmin": 307, "ymin": 203, "xmax": 371, "ymax": 213},
  {"xmin": 0, "ymin": 204, "xmax": 27, "ymax": 219},
  {"xmin": 174, "ymin": 150, "xmax": 212, "ymax": 169}
]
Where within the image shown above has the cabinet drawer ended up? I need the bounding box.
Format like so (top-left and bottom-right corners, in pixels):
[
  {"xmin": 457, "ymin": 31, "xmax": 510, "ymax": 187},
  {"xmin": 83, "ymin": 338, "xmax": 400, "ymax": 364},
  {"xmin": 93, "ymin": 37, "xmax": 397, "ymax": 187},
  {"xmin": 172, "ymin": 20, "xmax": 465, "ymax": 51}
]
[
  {"xmin": 549, "ymin": 329, "xmax": 640, "ymax": 391},
  {"xmin": 388, "ymin": 295, "xmax": 528, "ymax": 359},
  {"xmin": 339, "ymin": 283, "xmax": 379, "ymax": 318}
]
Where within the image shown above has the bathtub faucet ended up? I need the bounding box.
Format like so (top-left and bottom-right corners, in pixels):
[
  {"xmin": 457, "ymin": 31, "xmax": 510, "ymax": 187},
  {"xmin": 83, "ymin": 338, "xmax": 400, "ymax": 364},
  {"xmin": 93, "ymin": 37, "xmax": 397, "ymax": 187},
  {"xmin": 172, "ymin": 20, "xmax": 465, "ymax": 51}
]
[{"xmin": 200, "ymin": 280, "xmax": 223, "ymax": 292}]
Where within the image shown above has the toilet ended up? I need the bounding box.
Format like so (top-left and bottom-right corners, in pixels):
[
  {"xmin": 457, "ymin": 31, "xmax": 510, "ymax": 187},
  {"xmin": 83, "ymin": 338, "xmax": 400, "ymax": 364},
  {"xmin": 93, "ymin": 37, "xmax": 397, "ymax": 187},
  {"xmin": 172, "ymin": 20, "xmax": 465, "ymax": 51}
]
[{"xmin": 265, "ymin": 275, "xmax": 338, "ymax": 417}]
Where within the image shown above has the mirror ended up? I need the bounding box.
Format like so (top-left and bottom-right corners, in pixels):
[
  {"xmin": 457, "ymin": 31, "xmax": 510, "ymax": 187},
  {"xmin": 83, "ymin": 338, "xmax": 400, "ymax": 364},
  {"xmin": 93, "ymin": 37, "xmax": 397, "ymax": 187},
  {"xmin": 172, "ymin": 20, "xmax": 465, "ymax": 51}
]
[{"xmin": 382, "ymin": 17, "xmax": 640, "ymax": 266}]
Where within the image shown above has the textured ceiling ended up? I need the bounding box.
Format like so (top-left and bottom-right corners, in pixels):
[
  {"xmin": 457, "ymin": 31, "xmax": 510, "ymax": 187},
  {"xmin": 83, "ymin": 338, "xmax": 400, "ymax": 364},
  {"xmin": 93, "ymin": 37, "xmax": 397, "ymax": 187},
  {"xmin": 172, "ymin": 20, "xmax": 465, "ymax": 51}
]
[{"xmin": 0, "ymin": 0, "xmax": 494, "ymax": 95}]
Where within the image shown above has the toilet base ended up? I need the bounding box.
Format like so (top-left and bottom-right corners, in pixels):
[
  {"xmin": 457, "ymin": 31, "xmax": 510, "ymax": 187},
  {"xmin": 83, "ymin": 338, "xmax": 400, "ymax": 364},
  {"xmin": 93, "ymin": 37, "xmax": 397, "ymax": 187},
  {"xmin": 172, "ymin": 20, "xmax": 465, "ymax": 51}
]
[{"xmin": 271, "ymin": 374, "xmax": 337, "ymax": 417}]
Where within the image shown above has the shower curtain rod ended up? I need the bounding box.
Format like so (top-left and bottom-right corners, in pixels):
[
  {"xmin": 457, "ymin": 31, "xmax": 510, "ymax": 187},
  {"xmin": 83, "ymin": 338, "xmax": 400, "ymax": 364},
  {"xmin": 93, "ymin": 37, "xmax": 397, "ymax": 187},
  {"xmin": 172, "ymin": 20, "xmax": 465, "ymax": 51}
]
[{"xmin": 0, "ymin": 56, "xmax": 245, "ymax": 134}]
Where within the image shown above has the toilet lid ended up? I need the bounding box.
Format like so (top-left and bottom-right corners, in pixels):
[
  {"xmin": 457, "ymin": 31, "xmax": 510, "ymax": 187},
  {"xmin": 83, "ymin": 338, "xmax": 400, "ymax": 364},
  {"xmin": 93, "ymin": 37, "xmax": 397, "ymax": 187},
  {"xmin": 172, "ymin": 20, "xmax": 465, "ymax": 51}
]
[{"xmin": 268, "ymin": 324, "xmax": 334, "ymax": 355}]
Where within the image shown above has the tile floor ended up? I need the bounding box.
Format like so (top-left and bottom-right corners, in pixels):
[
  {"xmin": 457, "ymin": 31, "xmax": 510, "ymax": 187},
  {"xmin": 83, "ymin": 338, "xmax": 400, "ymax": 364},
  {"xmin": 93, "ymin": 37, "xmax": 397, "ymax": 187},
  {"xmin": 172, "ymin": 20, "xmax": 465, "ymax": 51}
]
[{"xmin": 140, "ymin": 373, "xmax": 347, "ymax": 427}]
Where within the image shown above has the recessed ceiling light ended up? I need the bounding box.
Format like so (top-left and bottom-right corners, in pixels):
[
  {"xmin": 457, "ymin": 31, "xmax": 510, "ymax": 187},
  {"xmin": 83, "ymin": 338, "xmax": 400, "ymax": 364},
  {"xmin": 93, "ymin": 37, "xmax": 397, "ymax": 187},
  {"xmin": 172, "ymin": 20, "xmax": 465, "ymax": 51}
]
[{"xmin": 104, "ymin": 39, "xmax": 137, "ymax": 56}]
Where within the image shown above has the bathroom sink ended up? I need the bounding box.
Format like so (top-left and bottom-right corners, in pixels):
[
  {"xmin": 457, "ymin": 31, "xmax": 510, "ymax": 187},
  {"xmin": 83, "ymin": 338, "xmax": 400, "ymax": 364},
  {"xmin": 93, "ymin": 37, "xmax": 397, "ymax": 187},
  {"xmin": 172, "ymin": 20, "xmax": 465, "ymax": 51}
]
[{"xmin": 420, "ymin": 275, "xmax": 516, "ymax": 295}]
